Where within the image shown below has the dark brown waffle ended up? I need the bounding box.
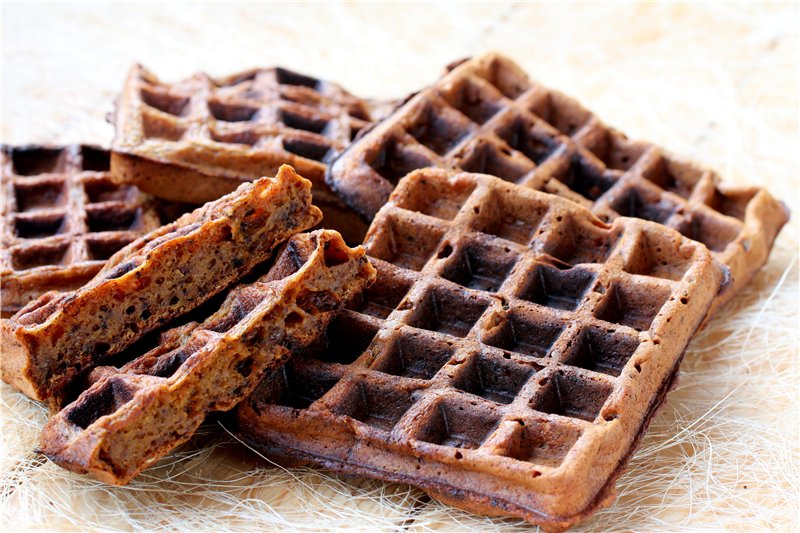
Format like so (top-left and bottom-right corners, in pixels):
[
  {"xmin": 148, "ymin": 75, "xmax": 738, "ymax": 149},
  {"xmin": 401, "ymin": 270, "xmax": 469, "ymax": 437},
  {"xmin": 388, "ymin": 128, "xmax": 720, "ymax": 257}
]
[
  {"xmin": 0, "ymin": 145, "xmax": 181, "ymax": 315},
  {"xmin": 39, "ymin": 230, "xmax": 375, "ymax": 485},
  {"xmin": 1, "ymin": 165, "xmax": 321, "ymax": 402},
  {"xmin": 327, "ymin": 53, "xmax": 788, "ymax": 309},
  {"xmin": 236, "ymin": 169, "xmax": 729, "ymax": 530},
  {"xmin": 111, "ymin": 64, "xmax": 387, "ymax": 243}
]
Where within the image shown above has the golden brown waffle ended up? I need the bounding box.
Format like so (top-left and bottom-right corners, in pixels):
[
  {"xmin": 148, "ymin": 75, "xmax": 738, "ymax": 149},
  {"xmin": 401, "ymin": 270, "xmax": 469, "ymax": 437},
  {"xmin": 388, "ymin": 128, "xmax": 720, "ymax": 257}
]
[
  {"xmin": 39, "ymin": 230, "xmax": 375, "ymax": 485},
  {"xmin": 1, "ymin": 165, "xmax": 321, "ymax": 402},
  {"xmin": 0, "ymin": 145, "xmax": 181, "ymax": 315},
  {"xmin": 236, "ymin": 169, "xmax": 729, "ymax": 530},
  {"xmin": 327, "ymin": 53, "xmax": 788, "ymax": 310},
  {"xmin": 111, "ymin": 64, "xmax": 386, "ymax": 243}
]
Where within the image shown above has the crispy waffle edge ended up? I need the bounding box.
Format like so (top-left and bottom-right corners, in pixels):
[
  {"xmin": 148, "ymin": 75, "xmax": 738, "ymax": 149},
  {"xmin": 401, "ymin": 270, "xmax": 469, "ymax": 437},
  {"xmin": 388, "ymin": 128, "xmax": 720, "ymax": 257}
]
[
  {"xmin": 1, "ymin": 165, "xmax": 322, "ymax": 402},
  {"xmin": 38, "ymin": 230, "xmax": 376, "ymax": 485}
]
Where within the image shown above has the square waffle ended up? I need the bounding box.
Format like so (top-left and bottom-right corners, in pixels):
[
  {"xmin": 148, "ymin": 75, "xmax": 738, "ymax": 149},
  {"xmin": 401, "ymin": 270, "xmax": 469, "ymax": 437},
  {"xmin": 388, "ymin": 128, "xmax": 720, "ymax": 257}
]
[
  {"xmin": 236, "ymin": 168, "xmax": 729, "ymax": 530},
  {"xmin": 2, "ymin": 165, "xmax": 321, "ymax": 402},
  {"xmin": 39, "ymin": 230, "xmax": 375, "ymax": 485},
  {"xmin": 0, "ymin": 145, "xmax": 184, "ymax": 315},
  {"xmin": 111, "ymin": 64, "xmax": 389, "ymax": 243},
  {"xmin": 327, "ymin": 53, "xmax": 788, "ymax": 309}
]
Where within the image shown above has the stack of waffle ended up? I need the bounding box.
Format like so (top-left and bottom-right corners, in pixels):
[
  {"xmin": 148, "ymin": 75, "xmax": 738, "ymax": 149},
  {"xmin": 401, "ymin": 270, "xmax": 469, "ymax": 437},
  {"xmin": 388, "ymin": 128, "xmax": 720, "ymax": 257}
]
[{"xmin": 1, "ymin": 53, "xmax": 788, "ymax": 531}]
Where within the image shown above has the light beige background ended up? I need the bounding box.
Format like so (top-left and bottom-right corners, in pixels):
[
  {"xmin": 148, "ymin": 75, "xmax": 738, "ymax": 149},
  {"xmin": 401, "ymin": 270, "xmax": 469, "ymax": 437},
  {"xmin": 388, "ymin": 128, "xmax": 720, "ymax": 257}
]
[{"xmin": 2, "ymin": 2, "xmax": 798, "ymax": 531}]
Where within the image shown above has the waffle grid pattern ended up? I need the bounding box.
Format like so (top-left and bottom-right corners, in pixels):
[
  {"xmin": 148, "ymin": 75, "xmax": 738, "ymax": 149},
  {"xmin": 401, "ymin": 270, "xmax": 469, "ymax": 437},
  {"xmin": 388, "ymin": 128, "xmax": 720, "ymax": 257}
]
[
  {"xmin": 238, "ymin": 170, "xmax": 726, "ymax": 526},
  {"xmin": 2, "ymin": 166, "xmax": 321, "ymax": 401},
  {"xmin": 114, "ymin": 64, "xmax": 377, "ymax": 185},
  {"xmin": 40, "ymin": 230, "xmax": 375, "ymax": 485},
  {"xmin": 327, "ymin": 54, "xmax": 788, "ymax": 309},
  {"xmin": 1, "ymin": 145, "xmax": 164, "ymax": 312}
]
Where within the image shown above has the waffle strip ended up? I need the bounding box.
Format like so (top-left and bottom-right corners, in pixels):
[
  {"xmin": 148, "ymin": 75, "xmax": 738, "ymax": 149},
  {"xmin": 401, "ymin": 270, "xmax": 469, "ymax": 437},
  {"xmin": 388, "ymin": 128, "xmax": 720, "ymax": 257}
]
[
  {"xmin": 1, "ymin": 165, "xmax": 321, "ymax": 402},
  {"xmin": 39, "ymin": 230, "xmax": 375, "ymax": 485},
  {"xmin": 236, "ymin": 169, "xmax": 729, "ymax": 530},
  {"xmin": 0, "ymin": 145, "xmax": 180, "ymax": 314},
  {"xmin": 327, "ymin": 53, "xmax": 788, "ymax": 309},
  {"xmin": 111, "ymin": 65, "xmax": 385, "ymax": 243}
]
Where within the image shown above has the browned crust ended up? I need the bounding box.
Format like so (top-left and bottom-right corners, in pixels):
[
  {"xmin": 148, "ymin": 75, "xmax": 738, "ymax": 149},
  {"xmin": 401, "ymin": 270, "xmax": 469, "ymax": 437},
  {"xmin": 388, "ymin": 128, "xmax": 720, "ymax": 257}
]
[
  {"xmin": 326, "ymin": 52, "xmax": 789, "ymax": 313},
  {"xmin": 234, "ymin": 168, "xmax": 728, "ymax": 529},
  {"xmin": 1, "ymin": 165, "xmax": 321, "ymax": 402},
  {"xmin": 0, "ymin": 145, "xmax": 175, "ymax": 314},
  {"xmin": 110, "ymin": 152, "xmax": 247, "ymax": 204},
  {"xmin": 108, "ymin": 63, "xmax": 379, "ymax": 243},
  {"xmin": 2, "ymin": 264, "xmax": 100, "ymax": 315},
  {"xmin": 39, "ymin": 230, "xmax": 375, "ymax": 485},
  {"xmin": 237, "ymin": 333, "xmax": 691, "ymax": 532},
  {"xmin": 111, "ymin": 152, "xmax": 368, "ymax": 245}
]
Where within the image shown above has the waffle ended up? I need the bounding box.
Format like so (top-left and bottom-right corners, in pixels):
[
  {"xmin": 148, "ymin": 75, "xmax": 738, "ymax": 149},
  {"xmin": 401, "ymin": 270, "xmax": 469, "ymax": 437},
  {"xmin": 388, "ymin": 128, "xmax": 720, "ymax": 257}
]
[
  {"xmin": 111, "ymin": 64, "xmax": 385, "ymax": 243},
  {"xmin": 236, "ymin": 168, "xmax": 729, "ymax": 530},
  {"xmin": 1, "ymin": 165, "xmax": 321, "ymax": 402},
  {"xmin": 327, "ymin": 53, "xmax": 788, "ymax": 310},
  {"xmin": 39, "ymin": 230, "xmax": 375, "ymax": 485},
  {"xmin": 0, "ymin": 145, "xmax": 180, "ymax": 315}
]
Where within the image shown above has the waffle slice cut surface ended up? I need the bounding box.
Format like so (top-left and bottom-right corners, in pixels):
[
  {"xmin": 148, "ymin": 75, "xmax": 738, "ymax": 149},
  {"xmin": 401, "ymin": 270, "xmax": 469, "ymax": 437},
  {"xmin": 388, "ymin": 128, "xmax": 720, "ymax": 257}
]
[
  {"xmin": 1, "ymin": 165, "xmax": 321, "ymax": 402},
  {"xmin": 39, "ymin": 230, "xmax": 375, "ymax": 485},
  {"xmin": 327, "ymin": 52, "xmax": 788, "ymax": 309},
  {"xmin": 0, "ymin": 145, "xmax": 185, "ymax": 315},
  {"xmin": 111, "ymin": 65, "xmax": 386, "ymax": 243},
  {"xmin": 236, "ymin": 168, "xmax": 729, "ymax": 530}
]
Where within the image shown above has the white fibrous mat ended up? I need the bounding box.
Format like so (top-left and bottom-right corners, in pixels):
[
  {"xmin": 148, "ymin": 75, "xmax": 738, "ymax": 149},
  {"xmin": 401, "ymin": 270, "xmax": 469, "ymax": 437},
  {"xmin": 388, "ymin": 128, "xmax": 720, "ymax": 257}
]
[{"xmin": 2, "ymin": 3, "xmax": 798, "ymax": 531}]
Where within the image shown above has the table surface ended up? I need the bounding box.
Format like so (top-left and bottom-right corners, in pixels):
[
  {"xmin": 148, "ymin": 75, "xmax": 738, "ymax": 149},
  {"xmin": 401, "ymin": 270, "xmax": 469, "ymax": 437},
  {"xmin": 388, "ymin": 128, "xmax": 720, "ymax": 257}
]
[{"xmin": 2, "ymin": 3, "xmax": 798, "ymax": 531}]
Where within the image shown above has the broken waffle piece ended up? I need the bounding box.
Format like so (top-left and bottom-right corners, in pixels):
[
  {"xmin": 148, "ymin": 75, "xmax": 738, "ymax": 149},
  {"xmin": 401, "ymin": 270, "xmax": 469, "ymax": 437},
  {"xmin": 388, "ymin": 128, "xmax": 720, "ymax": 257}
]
[
  {"xmin": 327, "ymin": 52, "xmax": 788, "ymax": 310},
  {"xmin": 1, "ymin": 165, "xmax": 321, "ymax": 402},
  {"xmin": 0, "ymin": 145, "xmax": 185, "ymax": 315},
  {"xmin": 39, "ymin": 230, "xmax": 375, "ymax": 485},
  {"xmin": 111, "ymin": 64, "xmax": 382, "ymax": 243},
  {"xmin": 236, "ymin": 168, "xmax": 729, "ymax": 530}
]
